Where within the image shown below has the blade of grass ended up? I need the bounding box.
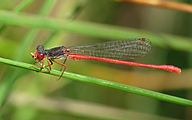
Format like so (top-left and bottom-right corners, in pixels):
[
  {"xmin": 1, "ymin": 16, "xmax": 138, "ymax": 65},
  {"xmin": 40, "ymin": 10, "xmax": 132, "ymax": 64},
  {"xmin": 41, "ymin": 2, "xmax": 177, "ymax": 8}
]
[
  {"xmin": 0, "ymin": 0, "xmax": 57, "ymax": 109},
  {"xmin": 0, "ymin": 10, "xmax": 191, "ymax": 52},
  {"xmin": 0, "ymin": 0, "xmax": 34, "ymax": 33},
  {"xmin": 0, "ymin": 57, "xmax": 192, "ymax": 107},
  {"xmin": 14, "ymin": 0, "xmax": 34, "ymax": 13}
]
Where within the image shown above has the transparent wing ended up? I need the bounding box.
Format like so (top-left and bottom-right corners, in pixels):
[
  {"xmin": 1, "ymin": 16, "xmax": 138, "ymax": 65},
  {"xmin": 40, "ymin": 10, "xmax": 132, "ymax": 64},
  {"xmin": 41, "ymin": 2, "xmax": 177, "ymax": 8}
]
[{"xmin": 68, "ymin": 38, "xmax": 152, "ymax": 60}]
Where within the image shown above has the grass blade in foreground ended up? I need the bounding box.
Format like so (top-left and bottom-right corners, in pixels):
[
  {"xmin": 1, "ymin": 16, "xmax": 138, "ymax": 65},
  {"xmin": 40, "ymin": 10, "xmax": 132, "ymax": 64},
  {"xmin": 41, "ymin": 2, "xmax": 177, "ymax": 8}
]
[{"xmin": 0, "ymin": 57, "xmax": 191, "ymax": 107}]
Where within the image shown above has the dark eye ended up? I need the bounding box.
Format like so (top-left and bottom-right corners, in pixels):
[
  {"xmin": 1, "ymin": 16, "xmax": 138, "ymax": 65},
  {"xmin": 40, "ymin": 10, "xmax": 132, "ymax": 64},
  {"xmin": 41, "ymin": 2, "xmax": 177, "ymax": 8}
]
[{"xmin": 37, "ymin": 45, "xmax": 44, "ymax": 53}]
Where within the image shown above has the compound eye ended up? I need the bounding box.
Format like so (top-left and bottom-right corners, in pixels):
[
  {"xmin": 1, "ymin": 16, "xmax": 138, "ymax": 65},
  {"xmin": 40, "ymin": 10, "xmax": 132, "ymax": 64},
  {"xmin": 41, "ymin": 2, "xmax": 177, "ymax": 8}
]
[
  {"xmin": 37, "ymin": 53, "xmax": 45, "ymax": 60},
  {"xmin": 37, "ymin": 45, "xmax": 44, "ymax": 53}
]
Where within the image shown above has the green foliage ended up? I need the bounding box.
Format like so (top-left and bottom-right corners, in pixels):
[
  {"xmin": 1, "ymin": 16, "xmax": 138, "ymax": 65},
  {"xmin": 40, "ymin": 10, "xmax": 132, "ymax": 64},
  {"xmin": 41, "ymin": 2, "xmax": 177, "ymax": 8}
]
[{"xmin": 0, "ymin": 0, "xmax": 192, "ymax": 119}]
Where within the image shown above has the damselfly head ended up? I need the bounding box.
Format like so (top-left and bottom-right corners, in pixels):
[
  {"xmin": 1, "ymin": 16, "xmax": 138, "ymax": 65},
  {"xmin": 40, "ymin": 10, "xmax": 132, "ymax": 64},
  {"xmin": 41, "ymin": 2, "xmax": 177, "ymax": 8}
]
[
  {"xmin": 37, "ymin": 45, "xmax": 44, "ymax": 54},
  {"xmin": 31, "ymin": 52, "xmax": 45, "ymax": 60},
  {"xmin": 31, "ymin": 52, "xmax": 36, "ymax": 59},
  {"xmin": 31, "ymin": 45, "xmax": 46, "ymax": 60}
]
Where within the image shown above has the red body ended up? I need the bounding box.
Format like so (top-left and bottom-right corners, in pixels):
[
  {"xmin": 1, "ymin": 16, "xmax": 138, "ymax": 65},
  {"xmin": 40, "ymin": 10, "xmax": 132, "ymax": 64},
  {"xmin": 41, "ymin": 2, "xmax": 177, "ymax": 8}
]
[{"xmin": 68, "ymin": 54, "xmax": 181, "ymax": 74}]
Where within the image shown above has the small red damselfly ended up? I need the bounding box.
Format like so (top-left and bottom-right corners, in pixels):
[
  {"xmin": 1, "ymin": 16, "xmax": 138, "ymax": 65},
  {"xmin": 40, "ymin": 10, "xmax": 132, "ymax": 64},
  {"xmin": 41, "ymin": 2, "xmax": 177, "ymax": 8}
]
[{"xmin": 31, "ymin": 38, "xmax": 181, "ymax": 80}]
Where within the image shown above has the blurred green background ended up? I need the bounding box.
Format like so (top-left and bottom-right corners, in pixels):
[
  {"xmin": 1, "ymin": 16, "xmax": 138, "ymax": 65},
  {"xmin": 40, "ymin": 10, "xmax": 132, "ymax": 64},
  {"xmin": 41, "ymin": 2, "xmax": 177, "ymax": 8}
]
[{"xmin": 0, "ymin": 0, "xmax": 192, "ymax": 119}]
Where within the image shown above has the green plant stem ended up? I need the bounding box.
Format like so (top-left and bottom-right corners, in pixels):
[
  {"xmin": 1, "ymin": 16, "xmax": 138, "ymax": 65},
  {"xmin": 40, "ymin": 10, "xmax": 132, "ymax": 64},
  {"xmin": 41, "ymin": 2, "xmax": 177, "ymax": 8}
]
[
  {"xmin": 0, "ymin": 57, "xmax": 192, "ymax": 107},
  {"xmin": 0, "ymin": 1, "xmax": 56, "ymax": 109},
  {"xmin": 14, "ymin": 0, "xmax": 34, "ymax": 13},
  {"xmin": 0, "ymin": 0, "xmax": 34, "ymax": 33}
]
